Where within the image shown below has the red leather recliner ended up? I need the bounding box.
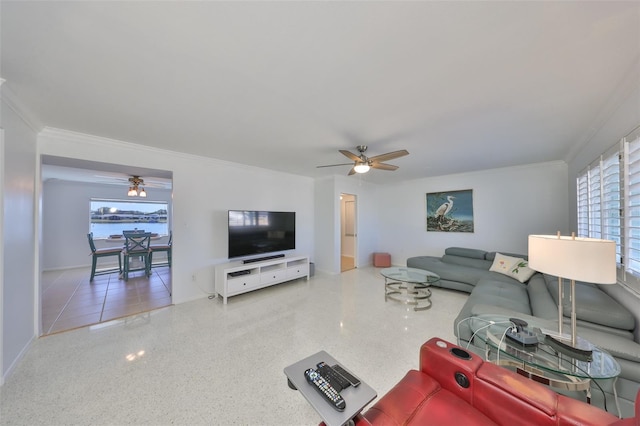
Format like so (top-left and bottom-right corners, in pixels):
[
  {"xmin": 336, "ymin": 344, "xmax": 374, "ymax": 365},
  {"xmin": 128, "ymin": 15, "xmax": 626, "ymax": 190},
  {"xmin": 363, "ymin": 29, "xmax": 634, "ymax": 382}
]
[{"xmin": 349, "ymin": 338, "xmax": 639, "ymax": 425}]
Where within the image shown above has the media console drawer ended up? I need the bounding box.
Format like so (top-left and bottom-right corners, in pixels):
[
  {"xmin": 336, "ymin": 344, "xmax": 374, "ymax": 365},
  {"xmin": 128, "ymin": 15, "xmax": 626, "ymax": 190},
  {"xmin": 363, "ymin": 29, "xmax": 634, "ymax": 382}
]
[
  {"xmin": 215, "ymin": 255, "xmax": 310, "ymax": 304},
  {"xmin": 227, "ymin": 274, "xmax": 260, "ymax": 294},
  {"xmin": 287, "ymin": 264, "xmax": 309, "ymax": 279},
  {"xmin": 260, "ymin": 269, "xmax": 288, "ymax": 285}
]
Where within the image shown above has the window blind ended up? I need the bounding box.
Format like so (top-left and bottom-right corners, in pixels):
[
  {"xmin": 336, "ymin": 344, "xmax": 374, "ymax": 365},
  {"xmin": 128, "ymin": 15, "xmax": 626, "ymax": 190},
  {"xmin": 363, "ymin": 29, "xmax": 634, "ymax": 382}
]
[
  {"xmin": 577, "ymin": 174, "xmax": 589, "ymax": 238},
  {"xmin": 602, "ymin": 151, "xmax": 621, "ymax": 263},
  {"xmin": 625, "ymin": 135, "xmax": 640, "ymax": 275},
  {"xmin": 588, "ymin": 161, "xmax": 602, "ymax": 239}
]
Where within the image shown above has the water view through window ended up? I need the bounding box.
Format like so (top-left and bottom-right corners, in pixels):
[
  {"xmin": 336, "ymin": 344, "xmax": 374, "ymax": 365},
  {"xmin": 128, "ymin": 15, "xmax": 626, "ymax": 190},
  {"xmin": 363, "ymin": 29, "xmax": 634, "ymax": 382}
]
[{"xmin": 90, "ymin": 199, "xmax": 169, "ymax": 238}]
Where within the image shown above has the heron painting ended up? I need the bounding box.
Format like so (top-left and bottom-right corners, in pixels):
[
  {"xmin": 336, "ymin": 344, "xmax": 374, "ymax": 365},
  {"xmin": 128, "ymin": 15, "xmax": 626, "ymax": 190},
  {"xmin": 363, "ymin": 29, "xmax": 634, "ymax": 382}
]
[{"xmin": 426, "ymin": 190, "xmax": 474, "ymax": 232}]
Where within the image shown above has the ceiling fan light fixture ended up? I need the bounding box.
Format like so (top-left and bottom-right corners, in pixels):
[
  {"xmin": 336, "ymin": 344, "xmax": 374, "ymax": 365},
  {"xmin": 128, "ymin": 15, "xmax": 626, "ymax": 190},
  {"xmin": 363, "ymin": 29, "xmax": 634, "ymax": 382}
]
[
  {"xmin": 127, "ymin": 176, "xmax": 146, "ymax": 197},
  {"xmin": 354, "ymin": 163, "xmax": 370, "ymax": 174}
]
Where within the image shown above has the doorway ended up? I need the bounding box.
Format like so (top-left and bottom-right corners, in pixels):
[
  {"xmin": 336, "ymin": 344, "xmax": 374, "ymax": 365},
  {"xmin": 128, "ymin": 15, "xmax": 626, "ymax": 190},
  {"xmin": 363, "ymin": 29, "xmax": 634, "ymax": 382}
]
[
  {"xmin": 39, "ymin": 156, "xmax": 173, "ymax": 335},
  {"xmin": 341, "ymin": 193, "xmax": 357, "ymax": 272}
]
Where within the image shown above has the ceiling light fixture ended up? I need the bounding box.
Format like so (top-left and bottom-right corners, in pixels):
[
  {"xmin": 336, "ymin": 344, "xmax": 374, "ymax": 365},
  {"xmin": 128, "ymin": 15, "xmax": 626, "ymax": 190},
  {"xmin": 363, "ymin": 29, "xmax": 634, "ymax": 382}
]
[
  {"xmin": 128, "ymin": 176, "xmax": 146, "ymax": 197},
  {"xmin": 353, "ymin": 162, "xmax": 370, "ymax": 174}
]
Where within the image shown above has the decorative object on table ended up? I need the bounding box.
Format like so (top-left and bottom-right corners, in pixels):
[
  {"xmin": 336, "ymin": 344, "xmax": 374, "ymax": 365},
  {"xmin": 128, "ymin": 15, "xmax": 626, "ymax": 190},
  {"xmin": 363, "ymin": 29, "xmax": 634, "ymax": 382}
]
[
  {"xmin": 316, "ymin": 145, "xmax": 409, "ymax": 175},
  {"xmin": 528, "ymin": 232, "xmax": 616, "ymax": 349},
  {"xmin": 426, "ymin": 189, "xmax": 474, "ymax": 232}
]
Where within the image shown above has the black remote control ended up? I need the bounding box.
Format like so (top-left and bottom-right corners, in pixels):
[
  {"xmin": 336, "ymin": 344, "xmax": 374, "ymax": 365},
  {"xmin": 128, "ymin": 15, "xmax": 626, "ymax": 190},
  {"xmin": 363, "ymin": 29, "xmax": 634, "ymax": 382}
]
[
  {"xmin": 332, "ymin": 364, "xmax": 361, "ymax": 387},
  {"xmin": 304, "ymin": 368, "xmax": 346, "ymax": 411},
  {"xmin": 316, "ymin": 362, "xmax": 350, "ymax": 391}
]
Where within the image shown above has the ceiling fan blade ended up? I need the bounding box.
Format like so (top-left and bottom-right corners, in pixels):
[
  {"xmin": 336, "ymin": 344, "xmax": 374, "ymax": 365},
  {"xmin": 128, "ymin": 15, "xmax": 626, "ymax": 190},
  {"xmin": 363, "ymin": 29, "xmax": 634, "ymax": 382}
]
[
  {"xmin": 339, "ymin": 150, "xmax": 361, "ymax": 162},
  {"xmin": 316, "ymin": 163, "xmax": 353, "ymax": 168},
  {"xmin": 348, "ymin": 167, "xmax": 357, "ymax": 176},
  {"xmin": 371, "ymin": 162, "xmax": 399, "ymax": 171},
  {"xmin": 368, "ymin": 149, "xmax": 409, "ymax": 163}
]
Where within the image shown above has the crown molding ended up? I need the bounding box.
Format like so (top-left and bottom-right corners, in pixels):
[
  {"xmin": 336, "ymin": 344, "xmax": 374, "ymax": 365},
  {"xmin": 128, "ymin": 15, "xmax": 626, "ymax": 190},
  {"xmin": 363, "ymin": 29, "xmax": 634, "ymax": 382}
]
[
  {"xmin": 0, "ymin": 82, "xmax": 43, "ymax": 133},
  {"xmin": 38, "ymin": 127, "xmax": 312, "ymax": 181}
]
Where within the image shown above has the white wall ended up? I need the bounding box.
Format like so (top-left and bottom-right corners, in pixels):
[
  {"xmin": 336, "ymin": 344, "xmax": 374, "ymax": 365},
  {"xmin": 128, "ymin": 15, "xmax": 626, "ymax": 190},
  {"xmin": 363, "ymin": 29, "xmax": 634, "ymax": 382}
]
[
  {"xmin": 41, "ymin": 179, "xmax": 173, "ymax": 270},
  {"xmin": 1, "ymin": 92, "xmax": 38, "ymax": 381},
  {"xmin": 38, "ymin": 128, "xmax": 315, "ymax": 304},
  {"xmin": 376, "ymin": 161, "xmax": 569, "ymax": 265}
]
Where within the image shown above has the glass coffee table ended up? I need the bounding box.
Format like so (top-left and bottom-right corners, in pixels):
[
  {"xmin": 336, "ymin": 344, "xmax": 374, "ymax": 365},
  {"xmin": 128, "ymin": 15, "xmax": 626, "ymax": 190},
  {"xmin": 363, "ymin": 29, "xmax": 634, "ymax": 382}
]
[
  {"xmin": 467, "ymin": 314, "xmax": 620, "ymax": 407},
  {"xmin": 380, "ymin": 267, "xmax": 440, "ymax": 311}
]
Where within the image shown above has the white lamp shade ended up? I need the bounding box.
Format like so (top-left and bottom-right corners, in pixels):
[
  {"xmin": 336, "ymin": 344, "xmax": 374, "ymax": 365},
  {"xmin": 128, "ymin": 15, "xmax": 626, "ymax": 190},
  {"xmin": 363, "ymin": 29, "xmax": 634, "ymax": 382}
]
[{"xmin": 528, "ymin": 235, "xmax": 616, "ymax": 284}]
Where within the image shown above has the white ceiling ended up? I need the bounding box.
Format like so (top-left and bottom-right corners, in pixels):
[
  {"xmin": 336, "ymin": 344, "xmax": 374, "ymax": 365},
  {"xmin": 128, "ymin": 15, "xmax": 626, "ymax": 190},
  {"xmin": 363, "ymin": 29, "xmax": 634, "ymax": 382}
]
[{"xmin": 2, "ymin": 1, "xmax": 640, "ymax": 184}]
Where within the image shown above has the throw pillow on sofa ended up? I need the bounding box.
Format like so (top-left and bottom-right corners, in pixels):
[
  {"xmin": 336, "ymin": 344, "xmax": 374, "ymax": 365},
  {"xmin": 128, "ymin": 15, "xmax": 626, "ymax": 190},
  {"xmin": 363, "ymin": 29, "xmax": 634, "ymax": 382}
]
[{"xmin": 490, "ymin": 252, "xmax": 536, "ymax": 283}]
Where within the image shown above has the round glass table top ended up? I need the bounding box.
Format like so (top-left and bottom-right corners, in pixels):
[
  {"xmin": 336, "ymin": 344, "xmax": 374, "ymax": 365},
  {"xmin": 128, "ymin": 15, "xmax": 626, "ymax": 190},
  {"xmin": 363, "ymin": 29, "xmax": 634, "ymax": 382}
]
[
  {"xmin": 380, "ymin": 267, "xmax": 440, "ymax": 284},
  {"xmin": 469, "ymin": 315, "xmax": 620, "ymax": 380}
]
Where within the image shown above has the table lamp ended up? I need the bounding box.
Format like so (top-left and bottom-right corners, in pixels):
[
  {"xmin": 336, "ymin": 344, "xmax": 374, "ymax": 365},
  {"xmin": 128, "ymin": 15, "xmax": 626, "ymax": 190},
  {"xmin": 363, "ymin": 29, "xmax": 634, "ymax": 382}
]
[{"xmin": 528, "ymin": 233, "xmax": 616, "ymax": 348}]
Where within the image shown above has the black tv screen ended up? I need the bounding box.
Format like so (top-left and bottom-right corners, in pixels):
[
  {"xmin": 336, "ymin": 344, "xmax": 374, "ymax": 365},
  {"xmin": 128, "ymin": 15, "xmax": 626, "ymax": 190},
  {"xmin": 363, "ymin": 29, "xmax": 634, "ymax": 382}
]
[{"xmin": 228, "ymin": 210, "xmax": 296, "ymax": 259}]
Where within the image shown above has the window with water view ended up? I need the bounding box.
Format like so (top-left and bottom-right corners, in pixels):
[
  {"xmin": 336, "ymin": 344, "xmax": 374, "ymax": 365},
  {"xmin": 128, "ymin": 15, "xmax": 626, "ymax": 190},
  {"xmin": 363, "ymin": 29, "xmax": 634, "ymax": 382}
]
[{"xmin": 90, "ymin": 199, "xmax": 169, "ymax": 238}]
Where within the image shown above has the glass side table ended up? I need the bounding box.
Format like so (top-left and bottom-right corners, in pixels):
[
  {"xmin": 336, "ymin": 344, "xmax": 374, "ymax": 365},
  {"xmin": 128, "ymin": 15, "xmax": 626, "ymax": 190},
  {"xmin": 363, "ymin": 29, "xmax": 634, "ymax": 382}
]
[
  {"xmin": 380, "ymin": 267, "xmax": 440, "ymax": 311},
  {"xmin": 468, "ymin": 315, "xmax": 620, "ymax": 409}
]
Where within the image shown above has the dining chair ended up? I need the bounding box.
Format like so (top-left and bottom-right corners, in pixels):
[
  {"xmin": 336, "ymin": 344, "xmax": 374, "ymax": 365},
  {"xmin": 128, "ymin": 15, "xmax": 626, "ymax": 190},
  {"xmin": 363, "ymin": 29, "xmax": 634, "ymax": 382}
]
[
  {"xmin": 150, "ymin": 231, "xmax": 172, "ymax": 268},
  {"xmin": 87, "ymin": 232, "xmax": 122, "ymax": 281},
  {"xmin": 122, "ymin": 232, "xmax": 152, "ymax": 281}
]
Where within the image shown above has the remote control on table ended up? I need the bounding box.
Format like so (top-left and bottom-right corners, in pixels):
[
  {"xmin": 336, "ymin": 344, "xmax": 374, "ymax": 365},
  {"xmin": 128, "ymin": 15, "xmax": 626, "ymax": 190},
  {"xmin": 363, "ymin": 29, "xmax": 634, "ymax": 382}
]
[
  {"xmin": 316, "ymin": 362, "xmax": 350, "ymax": 391},
  {"xmin": 304, "ymin": 368, "xmax": 346, "ymax": 412},
  {"xmin": 332, "ymin": 364, "xmax": 361, "ymax": 387}
]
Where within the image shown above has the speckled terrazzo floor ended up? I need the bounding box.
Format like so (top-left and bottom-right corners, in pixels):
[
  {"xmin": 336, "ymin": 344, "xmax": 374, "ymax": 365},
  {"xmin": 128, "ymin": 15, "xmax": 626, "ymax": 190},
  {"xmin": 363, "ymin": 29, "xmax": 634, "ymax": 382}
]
[{"xmin": 0, "ymin": 266, "xmax": 467, "ymax": 425}]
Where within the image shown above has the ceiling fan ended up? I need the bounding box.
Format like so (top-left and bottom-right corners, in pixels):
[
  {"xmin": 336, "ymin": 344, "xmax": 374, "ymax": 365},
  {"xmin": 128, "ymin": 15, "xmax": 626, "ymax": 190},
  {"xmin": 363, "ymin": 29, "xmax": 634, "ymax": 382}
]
[{"xmin": 317, "ymin": 145, "xmax": 409, "ymax": 176}]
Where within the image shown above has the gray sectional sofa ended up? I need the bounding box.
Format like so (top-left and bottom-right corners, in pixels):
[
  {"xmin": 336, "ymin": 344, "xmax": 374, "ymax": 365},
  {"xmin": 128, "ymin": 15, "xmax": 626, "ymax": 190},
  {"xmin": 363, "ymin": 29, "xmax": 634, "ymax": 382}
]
[{"xmin": 407, "ymin": 247, "xmax": 640, "ymax": 418}]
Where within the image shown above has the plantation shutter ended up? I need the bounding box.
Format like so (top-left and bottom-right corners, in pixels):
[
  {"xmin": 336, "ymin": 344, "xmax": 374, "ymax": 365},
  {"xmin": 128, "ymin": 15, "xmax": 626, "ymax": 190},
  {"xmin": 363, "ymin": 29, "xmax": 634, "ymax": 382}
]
[
  {"xmin": 577, "ymin": 173, "xmax": 589, "ymax": 238},
  {"xmin": 588, "ymin": 161, "xmax": 602, "ymax": 238},
  {"xmin": 625, "ymin": 131, "xmax": 640, "ymax": 275},
  {"xmin": 601, "ymin": 149, "xmax": 621, "ymax": 264}
]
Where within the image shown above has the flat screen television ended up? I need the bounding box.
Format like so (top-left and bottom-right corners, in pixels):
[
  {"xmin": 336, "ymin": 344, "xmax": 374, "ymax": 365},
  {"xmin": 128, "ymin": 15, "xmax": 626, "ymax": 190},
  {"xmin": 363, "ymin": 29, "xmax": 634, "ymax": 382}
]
[{"xmin": 228, "ymin": 210, "xmax": 296, "ymax": 259}]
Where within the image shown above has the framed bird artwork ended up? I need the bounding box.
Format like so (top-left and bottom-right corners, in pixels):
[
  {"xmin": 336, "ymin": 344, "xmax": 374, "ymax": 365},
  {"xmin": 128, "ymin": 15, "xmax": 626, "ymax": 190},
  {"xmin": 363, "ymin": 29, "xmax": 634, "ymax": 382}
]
[{"xmin": 426, "ymin": 189, "xmax": 474, "ymax": 232}]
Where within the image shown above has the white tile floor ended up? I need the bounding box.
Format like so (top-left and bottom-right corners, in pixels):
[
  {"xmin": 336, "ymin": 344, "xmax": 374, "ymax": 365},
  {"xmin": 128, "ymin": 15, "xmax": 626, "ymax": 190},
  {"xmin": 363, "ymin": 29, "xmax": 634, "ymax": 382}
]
[
  {"xmin": 1, "ymin": 266, "xmax": 468, "ymax": 425},
  {"xmin": 41, "ymin": 265, "xmax": 172, "ymax": 335}
]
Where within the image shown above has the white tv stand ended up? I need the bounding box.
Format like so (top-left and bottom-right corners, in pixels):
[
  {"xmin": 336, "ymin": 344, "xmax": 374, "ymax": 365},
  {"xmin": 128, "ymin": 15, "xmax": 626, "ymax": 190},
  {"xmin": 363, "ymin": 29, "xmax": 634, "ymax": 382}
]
[{"xmin": 214, "ymin": 255, "xmax": 310, "ymax": 304}]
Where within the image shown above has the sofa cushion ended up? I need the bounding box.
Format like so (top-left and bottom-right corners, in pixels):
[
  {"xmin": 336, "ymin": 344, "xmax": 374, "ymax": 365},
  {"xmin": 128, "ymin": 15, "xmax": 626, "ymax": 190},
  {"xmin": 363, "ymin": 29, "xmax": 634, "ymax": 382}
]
[
  {"xmin": 471, "ymin": 279, "xmax": 532, "ymax": 314},
  {"xmin": 526, "ymin": 274, "xmax": 559, "ymax": 320},
  {"xmin": 544, "ymin": 274, "xmax": 635, "ymax": 330},
  {"xmin": 442, "ymin": 254, "xmax": 493, "ymax": 270},
  {"xmin": 489, "ymin": 252, "xmax": 536, "ymax": 283},
  {"xmin": 445, "ymin": 247, "xmax": 487, "ymax": 259},
  {"xmin": 407, "ymin": 256, "xmax": 525, "ymax": 290},
  {"xmin": 485, "ymin": 251, "xmax": 528, "ymax": 261}
]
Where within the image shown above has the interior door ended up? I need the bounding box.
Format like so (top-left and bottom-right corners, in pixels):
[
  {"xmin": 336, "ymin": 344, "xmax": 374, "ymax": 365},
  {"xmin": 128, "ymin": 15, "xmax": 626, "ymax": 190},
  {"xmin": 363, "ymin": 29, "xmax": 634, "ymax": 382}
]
[{"xmin": 341, "ymin": 193, "xmax": 356, "ymax": 272}]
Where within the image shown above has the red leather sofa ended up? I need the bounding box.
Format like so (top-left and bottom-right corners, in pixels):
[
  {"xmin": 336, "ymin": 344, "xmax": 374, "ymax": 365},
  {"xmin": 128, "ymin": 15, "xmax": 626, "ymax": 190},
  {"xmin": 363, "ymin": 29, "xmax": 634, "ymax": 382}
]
[{"xmin": 351, "ymin": 338, "xmax": 639, "ymax": 426}]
